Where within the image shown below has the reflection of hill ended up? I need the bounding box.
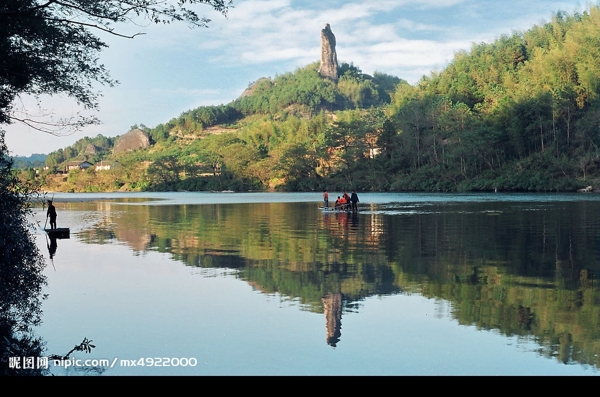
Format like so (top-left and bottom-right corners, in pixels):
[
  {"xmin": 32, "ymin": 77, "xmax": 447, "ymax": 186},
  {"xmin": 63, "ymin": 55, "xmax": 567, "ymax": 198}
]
[
  {"xmin": 75, "ymin": 201, "xmax": 154, "ymax": 251},
  {"xmin": 114, "ymin": 227, "xmax": 153, "ymax": 251},
  {"xmin": 76, "ymin": 199, "xmax": 600, "ymax": 366}
]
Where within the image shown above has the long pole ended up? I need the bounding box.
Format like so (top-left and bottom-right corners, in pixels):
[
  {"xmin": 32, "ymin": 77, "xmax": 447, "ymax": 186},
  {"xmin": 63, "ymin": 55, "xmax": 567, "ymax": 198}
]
[{"xmin": 44, "ymin": 233, "xmax": 56, "ymax": 271}]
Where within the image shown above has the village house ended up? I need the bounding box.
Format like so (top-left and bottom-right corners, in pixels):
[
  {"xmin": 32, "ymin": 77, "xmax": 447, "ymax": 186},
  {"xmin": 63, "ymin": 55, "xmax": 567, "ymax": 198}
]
[
  {"xmin": 65, "ymin": 161, "xmax": 94, "ymax": 172},
  {"xmin": 95, "ymin": 161, "xmax": 115, "ymax": 171}
]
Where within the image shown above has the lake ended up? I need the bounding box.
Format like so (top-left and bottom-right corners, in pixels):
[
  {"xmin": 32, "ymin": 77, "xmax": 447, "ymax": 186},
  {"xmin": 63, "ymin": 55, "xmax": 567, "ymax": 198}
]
[{"xmin": 28, "ymin": 192, "xmax": 600, "ymax": 375}]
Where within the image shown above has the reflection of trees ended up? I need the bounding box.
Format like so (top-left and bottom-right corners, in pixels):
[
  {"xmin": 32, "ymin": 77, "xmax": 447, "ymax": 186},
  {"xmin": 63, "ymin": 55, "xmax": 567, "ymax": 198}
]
[
  {"xmin": 388, "ymin": 201, "xmax": 600, "ymax": 368},
  {"xmin": 76, "ymin": 199, "xmax": 600, "ymax": 365},
  {"xmin": 415, "ymin": 266, "xmax": 600, "ymax": 367}
]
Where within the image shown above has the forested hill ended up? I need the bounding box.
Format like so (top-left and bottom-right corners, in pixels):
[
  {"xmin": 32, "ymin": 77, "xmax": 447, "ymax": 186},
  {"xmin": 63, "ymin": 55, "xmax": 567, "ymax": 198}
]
[
  {"xmin": 145, "ymin": 61, "xmax": 403, "ymax": 141},
  {"xmin": 11, "ymin": 153, "xmax": 46, "ymax": 169},
  {"xmin": 37, "ymin": 7, "xmax": 600, "ymax": 192}
]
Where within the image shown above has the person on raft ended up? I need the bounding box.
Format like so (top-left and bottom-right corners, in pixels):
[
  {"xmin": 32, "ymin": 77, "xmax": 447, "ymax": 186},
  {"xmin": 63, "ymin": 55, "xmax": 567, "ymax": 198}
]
[{"xmin": 47, "ymin": 200, "xmax": 57, "ymax": 229}]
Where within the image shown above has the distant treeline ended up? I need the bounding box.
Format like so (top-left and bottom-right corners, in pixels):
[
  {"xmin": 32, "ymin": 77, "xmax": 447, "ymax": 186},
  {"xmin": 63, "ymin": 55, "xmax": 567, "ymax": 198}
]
[{"xmin": 11, "ymin": 153, "xmax": 46, "ymax": 169}]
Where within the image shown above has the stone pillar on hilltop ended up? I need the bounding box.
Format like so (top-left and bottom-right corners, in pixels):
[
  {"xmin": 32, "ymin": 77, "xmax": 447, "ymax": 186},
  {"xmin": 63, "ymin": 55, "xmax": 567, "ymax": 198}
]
[{"xmin": 318, "ymin": 23, "xmax": 338, "ymax": 82}]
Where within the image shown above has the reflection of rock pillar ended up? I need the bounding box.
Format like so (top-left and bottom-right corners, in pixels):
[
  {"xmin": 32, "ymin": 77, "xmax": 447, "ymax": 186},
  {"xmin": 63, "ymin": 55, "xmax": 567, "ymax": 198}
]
[{"xmin": 322, "ymin": 293, "xmax": 342, "ymax": 347}]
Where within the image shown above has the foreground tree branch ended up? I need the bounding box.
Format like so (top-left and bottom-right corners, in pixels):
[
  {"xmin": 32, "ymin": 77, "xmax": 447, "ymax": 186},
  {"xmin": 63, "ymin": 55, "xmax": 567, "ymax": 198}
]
[{"xmin": 0, "ymin": 0, "xmax": 232, "ymax": 133}]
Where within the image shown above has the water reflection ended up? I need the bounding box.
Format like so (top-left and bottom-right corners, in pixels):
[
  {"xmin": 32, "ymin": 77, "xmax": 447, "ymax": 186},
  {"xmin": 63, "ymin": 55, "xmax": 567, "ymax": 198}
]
[
  {"xmin": 68, "ymin": 197, "xmax": 600, "ymax": 367},
  {"xmin": 47, "ymin": 235, "xmax": 57, "ymax": 260},
  {"xmin": 323, "ymin": 293, "xmax": 342, "ymax": 347}
]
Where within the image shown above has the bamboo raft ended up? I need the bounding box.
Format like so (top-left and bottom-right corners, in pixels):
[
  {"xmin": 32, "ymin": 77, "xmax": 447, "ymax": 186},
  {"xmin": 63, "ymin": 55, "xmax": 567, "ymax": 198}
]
[
  {"xmin": 45, "ymin": 228, "xmax": 70, "ymax": 239},
  {"xmin": 319, "ymin": 206, "xmax": 358, "ymax": 213}
]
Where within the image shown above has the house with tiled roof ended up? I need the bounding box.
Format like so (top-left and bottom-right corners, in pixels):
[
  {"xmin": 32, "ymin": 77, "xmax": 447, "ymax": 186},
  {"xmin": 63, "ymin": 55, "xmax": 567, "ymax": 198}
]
[{"xmin": 65, "ymin": 161, "xmax": 93, "ymax": 172}]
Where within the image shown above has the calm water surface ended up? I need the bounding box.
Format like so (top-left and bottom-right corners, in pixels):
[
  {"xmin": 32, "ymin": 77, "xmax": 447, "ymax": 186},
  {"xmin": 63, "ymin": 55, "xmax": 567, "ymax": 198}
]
[{"xmin": 31, "ymin": 192, "xmax": 600, "ymax": 375}]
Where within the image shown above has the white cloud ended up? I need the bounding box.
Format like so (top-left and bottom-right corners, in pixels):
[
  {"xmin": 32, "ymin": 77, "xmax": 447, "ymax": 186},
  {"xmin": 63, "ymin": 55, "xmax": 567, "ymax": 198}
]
[{"xmin": 184, "ymin": 0, "xmax": 473, "ymax": 72}]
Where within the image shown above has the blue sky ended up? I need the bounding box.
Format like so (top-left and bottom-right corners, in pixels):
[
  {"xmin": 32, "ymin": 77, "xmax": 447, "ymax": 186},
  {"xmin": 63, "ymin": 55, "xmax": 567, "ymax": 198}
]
[{"xmin": 4, "ymin": 0, "xmax": 584, "ymax": 156}]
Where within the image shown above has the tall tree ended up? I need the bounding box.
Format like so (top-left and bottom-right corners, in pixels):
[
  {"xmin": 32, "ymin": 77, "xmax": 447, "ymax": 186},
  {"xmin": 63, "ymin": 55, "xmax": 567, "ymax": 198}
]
[
  {"xmin": 0, "ymin": 132, "xmax": 47, "ymax": 375},
  {"xmin": 0, "ymin": 0, "xmax": 231, "ymax": 133},
  {"xmin": 325, "ymin": 118, "xmax": 368, "ymax": 187}
]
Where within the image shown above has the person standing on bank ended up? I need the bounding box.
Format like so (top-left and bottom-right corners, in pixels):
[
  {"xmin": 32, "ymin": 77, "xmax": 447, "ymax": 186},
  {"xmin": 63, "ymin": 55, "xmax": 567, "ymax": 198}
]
[
  {"xmin": 47, "ymin": 200, "xmax": 57, "ymax": 229},
  {"xmin": 350, "ymin": 191, "xmax": 359, "ymax": 212},
  {"xmin": 323, "ymin": 190, "xmax": 329, "ymax": 208}
]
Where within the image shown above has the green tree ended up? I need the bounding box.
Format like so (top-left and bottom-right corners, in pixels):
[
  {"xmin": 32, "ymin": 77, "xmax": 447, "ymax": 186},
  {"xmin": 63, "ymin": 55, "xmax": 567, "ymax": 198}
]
[
  {"xmin": 275, "ymin": 142, "xmax": 320, "ymax": 186},
  {"xmin": 147, "ymin": 155, "xmax": 182, "ymax": 190},
  {"xmin": 325, "ymin": 118, "xmax": 368, "ymax": 187},
  {"xmin": 0, "ymin": 132, "xmax": 47, "ymax": 375},
  {"xmin": 0, "ymin": 0, "xmax": 231, "ymax": 132}
]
